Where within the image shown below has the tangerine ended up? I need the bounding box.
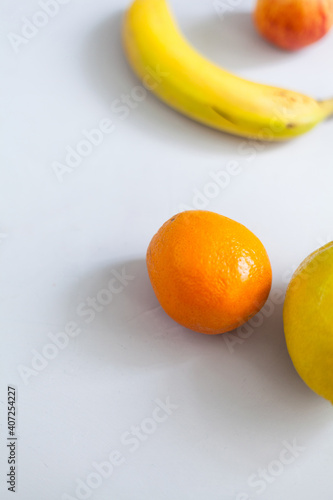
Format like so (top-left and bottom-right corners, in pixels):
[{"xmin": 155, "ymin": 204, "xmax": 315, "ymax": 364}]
[{"xmin": 146, "ymin": 211, "xmax": 272, "ymax": 335}]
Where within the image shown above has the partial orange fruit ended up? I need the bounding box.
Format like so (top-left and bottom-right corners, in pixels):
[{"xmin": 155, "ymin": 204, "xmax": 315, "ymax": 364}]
[
  {"xmin": 254, "ymin": 0, "xmax": 333, "ymax": 51},
  {"xmin": 146, "ymin": 211, "xmax": 272, "ymax": 335}
]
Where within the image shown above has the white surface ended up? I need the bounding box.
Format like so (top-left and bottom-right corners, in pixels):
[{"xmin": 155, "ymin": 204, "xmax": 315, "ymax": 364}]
[{"xmin": 1, "ymin": 0, "xmax": 333, "ymax": 499}]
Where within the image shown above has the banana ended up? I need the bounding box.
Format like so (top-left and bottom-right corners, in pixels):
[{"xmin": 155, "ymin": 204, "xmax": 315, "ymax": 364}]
[{"xmin": 122, "ymin": 0, "xmax": 333, "ymax": 141}]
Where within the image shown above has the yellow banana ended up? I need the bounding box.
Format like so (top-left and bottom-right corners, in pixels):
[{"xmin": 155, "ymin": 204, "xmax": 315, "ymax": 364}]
[{"xmin": 122, "ymin": 0, "xmax": 333, "ymax": 141}]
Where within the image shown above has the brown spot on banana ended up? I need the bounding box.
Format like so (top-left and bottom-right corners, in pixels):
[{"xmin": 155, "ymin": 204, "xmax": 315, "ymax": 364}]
[{"xmin": 211, "ymin": 106, "xmax": 238, "ymax": 125}]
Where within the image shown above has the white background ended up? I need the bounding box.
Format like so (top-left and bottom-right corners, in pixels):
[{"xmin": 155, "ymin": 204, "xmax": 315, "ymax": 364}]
[{"xmin": 1, "ymin": 0, "xmax": 333, "ymax": 499}]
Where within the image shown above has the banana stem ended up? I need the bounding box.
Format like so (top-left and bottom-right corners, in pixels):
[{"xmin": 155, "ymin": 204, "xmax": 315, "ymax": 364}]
[{"xmin": 319, "ymin": 98, "xmax": 333, "ymax": 118}]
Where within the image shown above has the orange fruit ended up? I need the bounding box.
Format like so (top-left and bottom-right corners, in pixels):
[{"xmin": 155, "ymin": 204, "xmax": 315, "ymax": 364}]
[
  {"xmin": 146, "ymin": 211, "xmax": 272, "ymax": 335},
  {"xmin": 254, "ymin": 0, "xmax": 333, "ymax": 51}
]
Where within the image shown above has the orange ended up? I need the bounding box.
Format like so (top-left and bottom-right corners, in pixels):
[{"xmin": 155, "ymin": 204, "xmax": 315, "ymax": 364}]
[{"xmin": 146, "ymin": 211, "xmax": 272, "ymax": 335}]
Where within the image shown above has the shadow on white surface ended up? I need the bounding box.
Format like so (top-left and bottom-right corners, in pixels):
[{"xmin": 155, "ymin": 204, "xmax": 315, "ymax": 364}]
[
  {"xmin": 74, "ymin": 257, "xmax": 331, "ymax": 427},
  {"xmin": 184, "ymin": 11, "xmax": 289, "ymax": 72},
  {"xmin": 82, "ymin": 10, "xmax": 132, "ymax": 104},
  {"xmin": 81, "ymin": 11, "xmax": 285, "ymax": 155},
  {"xmin": 73, "ymin": 258, "xmax": 209, "ymax": 369}
]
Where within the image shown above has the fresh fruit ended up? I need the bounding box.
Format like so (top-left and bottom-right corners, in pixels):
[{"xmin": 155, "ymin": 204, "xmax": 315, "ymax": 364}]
[
  {"xmin": 123, "ymin": 0, "xmax": 333, "ymax": 141},
  {"xmin": 254, "ymin": 0, "xmax": 333, "ymax": 51},
  {"xmin": 283, "ymin": 242, "xmax": 333, "ymax": 403},
  {"xmin": 146, "ymin": 211, "xmax": 272, "ymax": 335}
]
